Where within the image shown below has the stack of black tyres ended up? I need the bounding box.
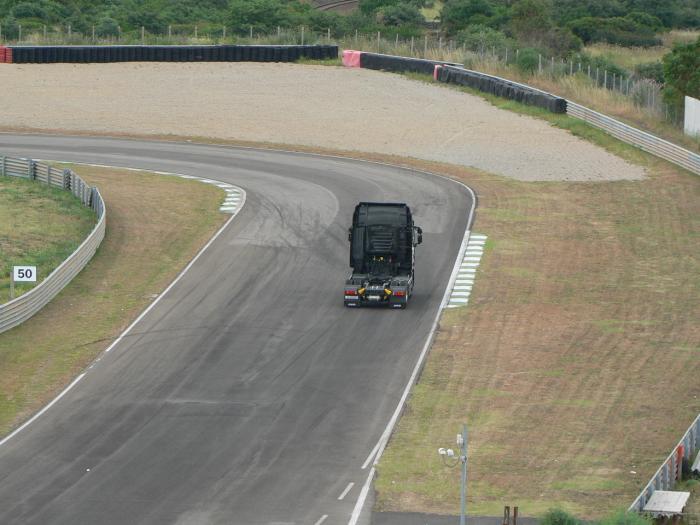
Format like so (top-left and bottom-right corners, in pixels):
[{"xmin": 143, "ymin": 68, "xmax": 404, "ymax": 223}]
[
  {"xmin": 437, "ymin": 65, "xmax": 567, "ymax": 113},
  {"xmin": 7, "ymin": 44, "xmax": 338, "ymax": 64},
  {"xmin": 359, "ymin": 52, "xmax": 462, "ymax": 76}
]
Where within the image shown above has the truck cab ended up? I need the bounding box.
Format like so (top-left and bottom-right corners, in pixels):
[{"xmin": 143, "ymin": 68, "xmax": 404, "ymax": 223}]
[{"xmin": 344, "ymin": 202, "xmax": 422, "ymax": 309}]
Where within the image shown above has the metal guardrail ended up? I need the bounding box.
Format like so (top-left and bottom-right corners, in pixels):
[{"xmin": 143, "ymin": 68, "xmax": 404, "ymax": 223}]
[
  {"xmin": 0, "ymin": 155, "xmax": 106, "ymax": 334},
  {"xmin": 629, "ymin": 414, "xmax": 700, "ymax": 512},
  {"xmin": 567, "ymin": 101, "xmax": 700, "ymax": 176}
]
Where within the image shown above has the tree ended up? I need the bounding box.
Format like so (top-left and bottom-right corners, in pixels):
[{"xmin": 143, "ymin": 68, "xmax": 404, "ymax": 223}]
[
  {"xmin": 440, "ymin": 0, "xmax": 498, "ymax": 34},
  {"xmin": 663, "ymin": 36, "xmax": 700, "ymax": 107},
  {"xmin": 456, "ymin": 24, "xmax": 514, "ymax": 54},
  {"xmin": 378, "ymin": 3, "xmax": 424, "ymax": 26},
  {"xmin": 95, "ymin": 16, "xmax": 120, "ymax": 38},
  {"xmin": 510, "ymin": 0, "xmax": 553, "ymax": 46}
]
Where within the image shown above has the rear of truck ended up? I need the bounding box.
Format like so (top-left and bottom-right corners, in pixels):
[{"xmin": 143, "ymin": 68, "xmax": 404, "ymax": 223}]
[{"xmin": 344, "ymin": 202, "xmax": 422, "ymax": 309}]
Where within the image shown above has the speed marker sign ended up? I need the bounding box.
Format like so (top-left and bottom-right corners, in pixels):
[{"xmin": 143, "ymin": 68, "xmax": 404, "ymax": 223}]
[{"xmin": 13, "ymin": 266, "xmax": 37, "ymax": 282}]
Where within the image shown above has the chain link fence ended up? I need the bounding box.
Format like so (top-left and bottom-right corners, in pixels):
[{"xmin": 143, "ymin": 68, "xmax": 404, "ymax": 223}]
[{"xmin": 0, "ymin": 155, "xmax": 106, "ymax": 334}]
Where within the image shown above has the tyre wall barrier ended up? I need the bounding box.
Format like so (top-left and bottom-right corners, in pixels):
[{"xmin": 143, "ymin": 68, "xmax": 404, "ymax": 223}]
[
  {"xmin": 356, "ymin": 50, "xmax": 461, "ymax": 76},
  {"xmin": 2, "ymin": 44, "xmax": 338, "ymax": 64},
  {"xmin": 436, "ymin": 64, "xmax": 567, "ymax": 114},
  {"xmin": 0, "ymin": 156, "xmax": 106, "ymax": 334}
]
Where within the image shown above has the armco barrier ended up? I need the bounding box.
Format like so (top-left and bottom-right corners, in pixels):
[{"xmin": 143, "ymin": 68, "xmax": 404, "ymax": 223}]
[
  {"xmin": 436, "ymin": 64, "xmax": 567, "ymax": 114},
  {"xmin": 0, "ymin": 156, "xmax": 106, "ymax": 334},
  {"xmin": 567, "ymin": 101, "xmax": 700, "ymax": 176},
  {"xmin": 3, "ymin": 44, "xmax": 338, "ymax": 64},
  {"xmin": 629, "ymin": 414, "xmax": 700, "ymax": 512},
  {"xmin": 358, "ymin": 51, "xmax": 461, "ymax": 76}
]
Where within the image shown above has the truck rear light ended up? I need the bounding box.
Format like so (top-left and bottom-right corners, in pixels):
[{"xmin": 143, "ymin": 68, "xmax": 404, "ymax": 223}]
[{"xmin": 394, "ymin": 290, "xmax": 406, "ymax": 297}]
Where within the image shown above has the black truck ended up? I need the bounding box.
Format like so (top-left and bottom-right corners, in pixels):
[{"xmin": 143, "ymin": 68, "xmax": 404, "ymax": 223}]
[{"xmin": 344, "ymin": 202, "xmax": 422, "ymax": 309}]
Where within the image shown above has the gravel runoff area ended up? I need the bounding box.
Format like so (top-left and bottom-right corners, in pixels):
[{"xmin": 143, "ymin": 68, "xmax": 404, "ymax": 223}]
[{"xmin": 0, "ymin": 63, "xmax": 645, "ymax": 182}]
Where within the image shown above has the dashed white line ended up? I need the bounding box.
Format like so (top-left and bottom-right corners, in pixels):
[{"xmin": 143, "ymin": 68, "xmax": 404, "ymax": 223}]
[
  {"xmin": 314, "ymin": 515, "xmax": 329, "ymax": 525},
  {"xmin": 338, "ymin": 482, "xmax": 355, "ymax": 500}
]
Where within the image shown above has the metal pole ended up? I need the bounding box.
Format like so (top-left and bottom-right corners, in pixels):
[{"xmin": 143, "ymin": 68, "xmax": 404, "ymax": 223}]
[
  {"xmin": 141, "ymin": 26, "xmax": 145, "ymax": 44},
  {"xmin": 10, "ymin": 272, "xmax": 14, "ymax": 300},
  {"xmin": 301, "ymin": 26, "xmax": 304, "ymax": 45},
  {"xmin": 461, "ymin": 423, "xmax": 468, "ymax": 525},
  {"xmin": 19, "ymin": 24, "xmax": 22, "ymax": 42},
  {"xmin": 194, "ymin": 25, "xmax": 198, "ymax": 39},
  {"xmin": 410, "ymin": 36, "xmax": 414, "ymax": 54},
  {"xmin": 538, "ymin": 54, "xmax": 542, "ymax": 74}
]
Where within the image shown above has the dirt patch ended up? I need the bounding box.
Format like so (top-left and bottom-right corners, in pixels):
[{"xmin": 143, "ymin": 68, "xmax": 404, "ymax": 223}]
[
  {"xmin": 0, "ymin": 166, "xmax": 226, "ymax": 436},
  {"xmin": 0, "ymin": 62, "xmax": 644, "ymax": 182}
]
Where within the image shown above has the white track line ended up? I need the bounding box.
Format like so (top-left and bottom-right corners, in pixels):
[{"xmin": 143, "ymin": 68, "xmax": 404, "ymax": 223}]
[
  {"xmin": 0, "ymin": 374, "xmax": 85, "ymax": 448},
  {"xmin": 314, "ymin": 515, "xmax": 329, "ymax": 525},
  {"xmin": 338, "ymin": 482, "xmax": 354, "ymax": 500},
  {"xmin": 349, "ymin": 178, "xmax": 476, "ymax": 525},
  {"xmin": 0, "ymin": 160, "xmax": 246, "ymax": 448}
]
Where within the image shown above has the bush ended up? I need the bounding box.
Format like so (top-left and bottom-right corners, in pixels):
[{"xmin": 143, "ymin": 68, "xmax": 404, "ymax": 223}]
[
  {"xmin": 95, "ymin": 17, "xmax": 120, "ymax": 38},
  {"xmin": 1, "ymin": 16, "xmax": 20, "ymax": 39},
  {"xmin": 663, "ymin": 36, "xmax": 700, "ymax": 107},
  {"xmin": 599, "ymin": 510, "xmax": 653, "ymax": 525},
  {"xmin": 540, "ymin": 509, "xmax": 579, "ymax": 525},
  {"xmin": 635, "ymin": 61, "xmax": 664, "ymax": 83},
  {"xmin": 377, "ymin": 3, "xmax": 424, "ymax": 27},
  {"xmin": 516, "ymin": 47, "xmax": 540, "ymax": 73},
  {"xmin": 568, "ymin": 15, "xmax": 662, "ymax": 47},
  {"xmin": 455, "ymin": 24, "xmax": 514, "ymax": 54}
]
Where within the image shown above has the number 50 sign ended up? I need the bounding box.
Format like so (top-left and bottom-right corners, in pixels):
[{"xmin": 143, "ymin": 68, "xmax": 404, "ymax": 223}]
[
  {"xmin": 14, "ymin": 266, "xmax": 37, "ymax": 282},
  {"xmin": 10, "ymin": 266, "xmax": 37, "ymax": 300}
]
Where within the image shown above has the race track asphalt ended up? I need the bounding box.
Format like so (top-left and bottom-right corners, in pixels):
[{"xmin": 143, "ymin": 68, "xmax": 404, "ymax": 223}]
[{"xmin": 0, "ymin": 135, "xmax": 473, "ymax": 525}]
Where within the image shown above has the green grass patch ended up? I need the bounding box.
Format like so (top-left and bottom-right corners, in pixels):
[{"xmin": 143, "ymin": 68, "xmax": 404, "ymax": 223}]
[{"xmin": 0, "ymin": 176, "xmax": 96, "ymax": 301}]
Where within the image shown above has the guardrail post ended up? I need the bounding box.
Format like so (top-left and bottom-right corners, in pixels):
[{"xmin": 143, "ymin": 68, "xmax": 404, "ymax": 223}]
[{"xmin": 63, "ymin": 168, "xmax": 71, "ymax": 190}]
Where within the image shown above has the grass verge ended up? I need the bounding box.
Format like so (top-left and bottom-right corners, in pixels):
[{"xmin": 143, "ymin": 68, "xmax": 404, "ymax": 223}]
[
  {"xmin": 372, "ymin": 151, "xmax": 700, "ymax": 517},
  {"xmin": 0, "ymin": 165, "xmax": 226, "ymax": 436},
  {"xmin": 0, "ymin": 176, "xmax": 95, "ymax": 300}
]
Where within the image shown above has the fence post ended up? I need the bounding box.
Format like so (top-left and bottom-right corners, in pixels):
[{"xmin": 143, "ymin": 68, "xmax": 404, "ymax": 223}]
[
  {"xmin": 300, "ymin": 26, "xmax": 304, "ymax": 45},
  {"xmin": 604, "ymin": 70, "xmax": 607, "ymax": 89},
  {"xmin": 141, "ymin": 26, "xmax": 145, "ymax": 44},
  {"xmin": 504, "ymin": 48, "xmax": 508, "ymax": 63},
  {"xmin": 596, "ymin": 67, "xmax": 599, "ymax": 85},
  {"xmin": 410, "ymin": 36, "xmax": 414, "ymax": 54},
  {"xmin": 538, "ymin": 54, "xmax": 542, "ymax": 74},
  {"xmin": 424, "ymin": 35, "xmax": 427, "ymax": 55}
]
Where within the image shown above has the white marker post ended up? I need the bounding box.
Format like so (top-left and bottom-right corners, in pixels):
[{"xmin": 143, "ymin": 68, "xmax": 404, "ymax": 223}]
[{"xmin": 11, "ymin": 265, "xmax": 37, "ymax": 299}]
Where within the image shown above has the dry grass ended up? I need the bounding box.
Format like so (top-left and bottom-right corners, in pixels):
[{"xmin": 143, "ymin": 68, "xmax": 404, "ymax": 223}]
[
  {"xmin": 374, "ymin": 147, "xmax": 700, "ymax": 517},
  {"xmin": 0, "ymin": 166, "xmax": 226, "ymax": 436},
  {"xmin": 467, "ymin": 59, "xmax": 700, "ymax": 153}
]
